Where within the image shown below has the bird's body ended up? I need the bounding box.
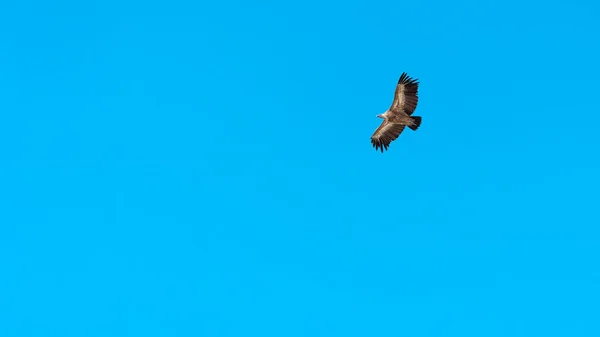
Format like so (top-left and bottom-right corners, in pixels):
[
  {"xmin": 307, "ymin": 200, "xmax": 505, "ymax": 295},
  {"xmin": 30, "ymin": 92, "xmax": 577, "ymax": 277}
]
[{"xmin": 370, "ymin": 72, "xmax": 422, "ymax": 152}]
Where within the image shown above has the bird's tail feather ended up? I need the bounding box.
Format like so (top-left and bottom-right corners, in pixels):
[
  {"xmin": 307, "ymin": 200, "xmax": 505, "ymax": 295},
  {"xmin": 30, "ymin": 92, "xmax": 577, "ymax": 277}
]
[{"xmin": 408, "ymin": 116, "xmax": 422, "ymax": 131}]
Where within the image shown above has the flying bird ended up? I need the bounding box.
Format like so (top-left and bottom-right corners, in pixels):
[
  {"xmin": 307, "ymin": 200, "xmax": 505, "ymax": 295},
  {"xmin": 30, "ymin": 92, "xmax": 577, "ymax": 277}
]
[{"xmin": 370, "ymin": 72, "xmax": 422, "ymax": 152}]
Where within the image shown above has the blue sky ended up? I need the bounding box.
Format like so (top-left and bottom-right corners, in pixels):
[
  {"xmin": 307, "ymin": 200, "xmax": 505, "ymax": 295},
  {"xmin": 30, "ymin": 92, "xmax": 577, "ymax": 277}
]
[{"xmin": 1, "ymin": 0, "xmax": 600, "ymax": 336}]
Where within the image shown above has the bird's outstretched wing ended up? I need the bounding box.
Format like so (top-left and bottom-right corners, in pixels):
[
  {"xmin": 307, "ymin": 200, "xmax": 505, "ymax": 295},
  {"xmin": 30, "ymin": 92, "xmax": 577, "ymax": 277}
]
[
  {"xmin": 390, "ymin": 72, "xmax": 419, "ymax": 115},
  {"xmin": 370, "ymin": 120, "xmax": 406, "ymax": 152}
]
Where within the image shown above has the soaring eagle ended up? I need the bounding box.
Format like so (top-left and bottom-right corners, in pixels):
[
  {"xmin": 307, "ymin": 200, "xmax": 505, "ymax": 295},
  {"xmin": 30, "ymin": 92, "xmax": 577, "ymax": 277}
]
[{"xmin": 370, "ymin": 72, "xmax": 422, "ymax": 152}]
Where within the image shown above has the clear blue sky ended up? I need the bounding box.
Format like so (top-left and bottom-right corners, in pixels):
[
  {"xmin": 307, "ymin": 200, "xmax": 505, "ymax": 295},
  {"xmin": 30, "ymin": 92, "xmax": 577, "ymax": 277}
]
[{"xmin": 1, "ymin": 0, "xmax": 599, "ymax": 336}]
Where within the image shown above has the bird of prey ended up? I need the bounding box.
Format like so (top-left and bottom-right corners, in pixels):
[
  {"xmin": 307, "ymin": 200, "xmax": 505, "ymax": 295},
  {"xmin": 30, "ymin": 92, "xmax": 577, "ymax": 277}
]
[{"xmin": 370, "ymin": 72, "xmax": 422, "ymax": 152}]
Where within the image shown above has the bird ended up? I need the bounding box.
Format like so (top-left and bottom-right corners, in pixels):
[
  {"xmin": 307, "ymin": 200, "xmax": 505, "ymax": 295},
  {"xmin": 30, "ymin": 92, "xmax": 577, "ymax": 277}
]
[{"xmin": 370, "ymin": 72, "xmax": 422, "ymax": 152}]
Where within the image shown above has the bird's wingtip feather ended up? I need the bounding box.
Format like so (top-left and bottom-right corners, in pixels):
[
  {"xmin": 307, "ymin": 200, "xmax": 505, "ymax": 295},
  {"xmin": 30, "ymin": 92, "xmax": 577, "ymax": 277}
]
[{"xmin": 398, "ymin": 72, "xmax": 419, "ymax": 86}]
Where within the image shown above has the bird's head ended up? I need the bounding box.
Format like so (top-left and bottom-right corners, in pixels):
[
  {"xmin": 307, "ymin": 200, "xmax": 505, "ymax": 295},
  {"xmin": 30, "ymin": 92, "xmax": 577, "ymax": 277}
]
[{"xmin": 377, "ymin": 110, "xmax": 389, "ymax": 119}]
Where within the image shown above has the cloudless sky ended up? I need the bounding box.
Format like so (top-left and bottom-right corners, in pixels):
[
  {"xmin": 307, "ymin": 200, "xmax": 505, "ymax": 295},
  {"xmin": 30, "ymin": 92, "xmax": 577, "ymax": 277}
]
[{"xmin": 1, "ymin": 0, "xmax": 600, "ymax": 336}]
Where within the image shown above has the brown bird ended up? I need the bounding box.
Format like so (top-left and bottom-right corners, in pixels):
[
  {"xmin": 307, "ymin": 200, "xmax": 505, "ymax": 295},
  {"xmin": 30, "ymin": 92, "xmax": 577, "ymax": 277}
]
[{"xmin": 370, "ymin": 72, "xmax": 422, "ymax": 152}]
